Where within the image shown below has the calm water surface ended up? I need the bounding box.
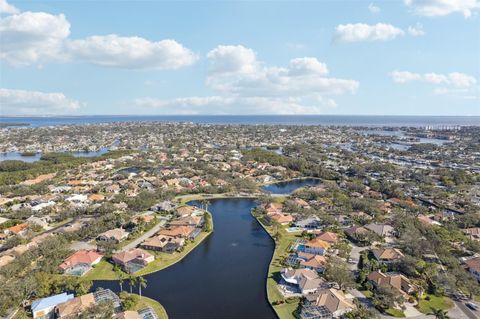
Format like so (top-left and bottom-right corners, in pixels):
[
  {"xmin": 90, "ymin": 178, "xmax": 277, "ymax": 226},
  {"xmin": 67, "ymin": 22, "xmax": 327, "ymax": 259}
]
[
  {"xmin": 262, "ymin": 178, "xmax": 322, "ymax": 194},
  {"xmin": 93, "ymin": 198, "xmax": 277, "ymax": 319}
]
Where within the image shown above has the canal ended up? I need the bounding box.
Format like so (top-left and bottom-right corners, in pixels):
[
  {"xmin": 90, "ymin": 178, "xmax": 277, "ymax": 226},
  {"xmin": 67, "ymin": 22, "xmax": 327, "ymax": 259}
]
[{"xmin": 93, "ymin": 178, "xmax": 320, "ymax": 319}]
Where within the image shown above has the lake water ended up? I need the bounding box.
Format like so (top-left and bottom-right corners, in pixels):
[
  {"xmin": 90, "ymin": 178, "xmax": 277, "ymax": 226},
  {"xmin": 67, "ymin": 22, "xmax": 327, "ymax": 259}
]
[
  {"xmin": 0, "ymin": 148, "xmax": 110, "ymax": 162},
  {"xmin": 93, "ymin": 198, "xmax": 277, "ymax": 319},
  {"xmin": 92, "ymin": 178, "xmax": 321, "ymax": 319},
  {"xmin": 1, "ymin": 115, "xmax": 479, "ymax": 127},
  {"xmin": 262, "ymin": 178, "xmax": 323, "ymax": 194}
]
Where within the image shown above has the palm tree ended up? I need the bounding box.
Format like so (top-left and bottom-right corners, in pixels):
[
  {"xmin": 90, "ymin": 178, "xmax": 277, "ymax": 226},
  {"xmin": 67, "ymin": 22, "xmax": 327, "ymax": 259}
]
[
  {"xmin": 138, "ymin": 276, "xmax": 147, "ymax": 297},
  {"xmin": 114, "ymin": 266, "xmax": 124, "ymax": 292},
  {"xmin": 128, "ymin": 275, "xmax": 136, "ymax": 294},
  {"xmin": 429, "ymin": 308, "xmax": 450, "ymax": 319}
]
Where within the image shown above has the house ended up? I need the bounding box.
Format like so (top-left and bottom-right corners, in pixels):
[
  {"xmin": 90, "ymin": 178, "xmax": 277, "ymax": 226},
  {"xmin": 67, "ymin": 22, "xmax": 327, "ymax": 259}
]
[
  {"xmin": 315, "ymin": 232, "xmax": 339, "ymax": 245},
  {"xmin": 159, "ymin": 225, "xmax": 200, "ymax": 240},
  {"xmin": 66, "ymin": 194, "xmax": 88, "ymax": 203},
  {"xmin": 368, "ymin": 270, "xmax": 416, "ymax": 295},
  {"xmin": 55, "ymin": 293, "xmax": 96, "ymax": 318},
  {"xmin": 266, "ymin": 212, "xmax": 294, "ymax": 225},
  {"xmin": 371, "ymin": 247, "xmax": 404, "ymax": 264},
  {"xmin": 344, "ymin": 225, "xmax": 370, "ymax": 242},
  {"xmin": 176, "ymin": 206, "xmax": 197, "ymax": 217},
  {"xmin": 31, "ymin": 292, "xmax": 74, "ymax": 319},
  {"xmin": 364, "ymin": 223, "xmax": 394, "ymax": 238},
  {"xmin": 88, "ymin": 194, "xmax": 105, "ymax": 202},
  {"xmin": 281, "ymin": 268, "xmax": 326, "ymax": 294},
  {"xmin": 59, "ymin": 250, "xmax": 103, "ymax": 276},
  {"xmin": 151, "ymin": 201, "xmax": 176, "ymax": 212},
  {"xmin": 27, "ymin": 215, "xmax": 52, "ymax": 229},
  {"xmin": 96, "ymin": 228, "xmax": 129, "ymax": 243},
  {"xmin": 302, "ymin": 238, "xmax": 330, "ymax": 256},
  {"xmin": 417, "ymin": 215, "xmax": 442, "ymax": 227},
  {"xmin": 464, "ymin": 256, "xmax": 480, "ymax": 282},
  {"xmin": 112, "ymin": 248, "xmax": 154, "ymax": 273},
  {"xmin": 5, "ymin": 223, "xmax": 29, "ymax": 235},
  {"xmin": 169, "ymin": 215, "xmax": 204, "ymax": 228},
  {"xmin": 463, "ymin": 228, "xmax": 480, "ymax": 241},
  {"xmin": 294, "ymin": 216, "xmax": 322, "ymax": 229},
  {"xmin": 141, "ymin": 235, "xmax": 185, "ymax": 253},
  {"xmin": 294, "ymin": 198, "xmax": 311, "ymax": 209},
  {"xmin": 302, "ymin": 288, "xmax": 355, "ymax": 318},
  {"xmin": 297, "ymin": 252, "xmax": 328, "ymax": 272}
]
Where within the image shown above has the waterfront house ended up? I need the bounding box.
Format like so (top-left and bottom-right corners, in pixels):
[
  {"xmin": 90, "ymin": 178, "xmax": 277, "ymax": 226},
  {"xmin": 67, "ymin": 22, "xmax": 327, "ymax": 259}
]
[
  {"xmin": 281, "ymin": 268, "xmax": 326, "ymax": 295},
  {"xmin": 59, "ymin": 250, "xmax": 103, "ymax": 276},
  {"xmin": 302, "ymin": 288, "xmax": 355, "ymax": 318},
  {"xmin": 294, "ymin": 216, "xmax": 322, "ymax": 230},
  {"xmin": 31, "ymin": 292, "xmax": 74, "ymax": 319},
  {"xmin": 141, "ymin": 235, "xmax": 185, "ymax": 253},
  {"xmin": 302, "ymin": 238, "xmax": 330, "ymax": 256},
  {"xmin": 169, "ymin": 215, "xmax": 204, "ymax": 228},
  {"xmin": 266, "ymin": 211, "xmax": 294, "ymax": 225},
  {"xmin": 112, "ymin": 248, "xmax": 154, "ymax": 273},
  {"xmin": 297, "ymin": 252, "xmax": 328, "ymax": 272},
  {"xmin": 159, "ymin": 225, "xmax": 200, "ymax": 240}
]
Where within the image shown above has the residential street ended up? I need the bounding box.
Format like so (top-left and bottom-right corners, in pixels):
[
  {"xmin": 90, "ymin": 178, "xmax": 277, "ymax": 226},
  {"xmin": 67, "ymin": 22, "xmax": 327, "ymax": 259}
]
[{"xmin": 120, "ymin": 219, "xmax": 166, "ymax": 251}]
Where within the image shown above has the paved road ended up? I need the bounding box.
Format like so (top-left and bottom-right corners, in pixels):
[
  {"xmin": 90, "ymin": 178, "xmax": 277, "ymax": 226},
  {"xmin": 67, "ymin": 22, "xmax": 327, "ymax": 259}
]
[
  {"xmin": 120, "ymin": 219, "xmax": 166, "ymax": 251},
  {"xmin": 452, "ymin": 301, "xmax": 479, "ymax": 319},
  {"xmin": 348, "ymin": 243, "xmax": 368, "ymax": 271}
]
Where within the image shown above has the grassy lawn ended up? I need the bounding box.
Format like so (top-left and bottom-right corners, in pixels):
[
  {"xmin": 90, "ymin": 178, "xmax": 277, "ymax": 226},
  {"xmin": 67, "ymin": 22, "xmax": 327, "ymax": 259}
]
[
  {"xmin": 135, "ymin": 230, "xmax": 211, "ymax": 276},
  {"xmin": 256, "ymin": 215, "xmax": 300, "ymax": 319},
  {"xmin": 83, "ymin": 212, "xmax": 213, "ymax": 280},
  {"xmin": 358, "ymin": 288, "xmax": 374, "ymax": 298},
  {"xmin": 83, "ymin": 260, "xmax": 118, "ymax": 281},
  {"xmin": 385, "ymin": 308, "xmax": 405, "ymax": 317},
  {"xmin": 132, "ymin": 294, "xmax": 169, "ymax": 319},
  {"xmin": 416, "ymin": 294, "xmax": 454, "ymax": 313}
]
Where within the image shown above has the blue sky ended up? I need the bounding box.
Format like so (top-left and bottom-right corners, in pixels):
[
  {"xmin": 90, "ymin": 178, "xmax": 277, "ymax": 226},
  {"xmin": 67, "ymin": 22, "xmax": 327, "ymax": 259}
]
[{"xmin": 0, "ymin": 0, "xmax": 479, "ymax": 116}]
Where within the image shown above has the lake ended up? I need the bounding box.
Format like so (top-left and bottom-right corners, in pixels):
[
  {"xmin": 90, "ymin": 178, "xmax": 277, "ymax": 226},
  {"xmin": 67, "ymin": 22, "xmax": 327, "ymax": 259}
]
[
  {"xmin": 0, "ymin": 148, "xmax": 109, "ymax": 162},
  {"xmin": 92, "ymin": 178, "xmax": 320, "ymax": 319}
]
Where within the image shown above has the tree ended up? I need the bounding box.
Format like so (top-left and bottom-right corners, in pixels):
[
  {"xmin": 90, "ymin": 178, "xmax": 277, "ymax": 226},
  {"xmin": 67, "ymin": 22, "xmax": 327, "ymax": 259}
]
[
  {"xmin": 372, "ymin": 286, "xmax": 405, "ymax": 311},
  {"xmin": 429, "ymin": 308, "xmax": 450, "ymax": 319},
  {"xmin": 138, "ymin": 276, "xmax": 147, "ymax": 297},
  {"xmin": 345, "ymin": 302, "xmax": 380, "ymax": 319},
  {"xmin": 119, "ymin": 292, "xmax": 139, "ymax": 310},
  {"xmin": 128, "ymin": 275, "xmax": 136, "ymax": 294},
  {"xmin": 324, "ymin": 256, "xmax": 355, "ymax": 290}
]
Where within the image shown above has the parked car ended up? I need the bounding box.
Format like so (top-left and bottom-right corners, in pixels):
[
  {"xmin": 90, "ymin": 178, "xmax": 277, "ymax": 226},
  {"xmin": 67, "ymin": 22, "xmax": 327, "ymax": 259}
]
[{"xmin": 465, "ymin": 302, "xmax": 479, "ymax": 311}]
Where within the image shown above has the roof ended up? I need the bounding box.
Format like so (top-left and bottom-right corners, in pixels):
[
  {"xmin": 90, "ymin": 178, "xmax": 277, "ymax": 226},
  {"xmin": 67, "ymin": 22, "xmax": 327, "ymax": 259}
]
[
  {"xmin": 98, "ymin": 228, "xmax": 128, "ymax": 241},
  {"xmin": 372, "ymin": 247, "xmax": 404, "ymax": 261},
  {"xmin": 316, "ymin": 231, "xmax": 339, "ymax": 243},
  {"xmin": 368, "ymin": 270, "xmax": 412, "ymax": 292},
  {"xmin": 306, "ymin": 238, "xmax": 331, "ymax": 249},
  {"xmin": 465, "ymin": 256, "xmax": 480, "ymax": 272},
  {"xmin": 159, "ymin": 225, "xmax": 195, "ymax": 237},
  {"xmin": 112, "ymin": 248, "xmax": 153, "ymax": 264},
  {"xmin": 365, "ymin": 223, "xmax": 394, "ymax": 237},
  {"xmin": 7, "ymin": 223, "xmax": 29, "ymax": 234},
  {"xmin": 56, "ymin": 293, "xmax": 95, "ymax": 318},
  {"xmin": 313, "ymin": 288, "xmax": 354, "ymax": 314},
  {"xmin": 59, "ymin": 250, "xmax": 103, "ymax": 270},
  {"xmin": 114, "ymin": 311, "xmax": 140, "ymax": 319},
  {"xmin": 31, "ymin": 293, "xmax": 74, "ymax": 313}
]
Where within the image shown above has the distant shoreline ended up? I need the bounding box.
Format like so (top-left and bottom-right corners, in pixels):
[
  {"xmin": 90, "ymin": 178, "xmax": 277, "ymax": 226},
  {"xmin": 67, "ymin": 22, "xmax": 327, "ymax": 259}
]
[{"xmin": 1, "ymin": 115, "xmax": 478, "ymax": 128}]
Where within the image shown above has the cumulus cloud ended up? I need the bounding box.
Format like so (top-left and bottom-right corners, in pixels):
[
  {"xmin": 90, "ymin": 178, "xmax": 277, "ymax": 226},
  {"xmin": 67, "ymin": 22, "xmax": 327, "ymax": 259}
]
[
  {"xmin": 404, "ymin": 0, "xmax": 480, "ymax": 17},
  {"xmin": 65, "ymin": 35, "xmax": 198, "ymax": 69},
  {"xmin": 0, "ymin": 9, "xmax": 197, "ymax": 69},
  {"xmin": 407, "ymin": 24, "xmax": 425, "ymax": 36},
  {"xmin": 0, "ymin": 88, "xmax": 82, "ymax": 115},
  {"xmin": 368, "ymin": 3, "xmax": 381, "ymax": 13},
  {"xmin": 0, "ymin": 0, "xmax": 18, "ymax": 14},
  {"xmin": 132, "ymin": 45, "xmax": 358, "ymax": 114},
  {"xmin": 334, "ymin": 23, "xmax": 405, "ymax": 42},
  {"xmin": 390, "ymin": 70, "xmax": 478, "ymax": 98},
  {"xmin": 0, "ymin": 11, "xmax": 70, "ymax": 66}
]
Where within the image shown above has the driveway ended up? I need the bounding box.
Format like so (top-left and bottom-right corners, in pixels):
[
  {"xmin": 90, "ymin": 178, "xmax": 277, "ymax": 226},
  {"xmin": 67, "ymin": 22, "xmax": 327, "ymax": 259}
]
[
  {"xmin": 348, "ymin": 242, "xmax": 368, "ymax": 271},
  {"xmin": 121, "ymin": 219, "xmax": 166, "ymax": 251}
]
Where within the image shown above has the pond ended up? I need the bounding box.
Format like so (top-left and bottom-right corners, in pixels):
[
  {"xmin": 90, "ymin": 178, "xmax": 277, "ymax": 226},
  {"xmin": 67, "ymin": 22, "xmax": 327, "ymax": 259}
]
[
  {"xmin": 0, "ymin": 148, "xmax": 110, "ymax": 162},
  {"xmin": 93, "ymin": 198, "xmax": 277, "ymax": 319},
  {"xmin": 262, "ymin": 177, "xmax": 323, "ymax": 194}
]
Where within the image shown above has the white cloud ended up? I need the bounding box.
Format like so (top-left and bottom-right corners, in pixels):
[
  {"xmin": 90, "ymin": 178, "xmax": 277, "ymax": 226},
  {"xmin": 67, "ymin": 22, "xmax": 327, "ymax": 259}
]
[
  {"xmin": 65, "ymin": 35, "xmax": 198, "ymax": 69},
  {"xmin": 132, "ymin": 45, "xmax": 358, "ymax": 114},
  {"xmin": 390, "ymin": 70, "xmax": 478, "ymax": 99},
  {"xmin": 404, "ymin": 0, "xmax": 480, "ymax": 17},
  {"xmin": 0, "ymin": 88, "xmax": 82, "ymax": 115},
  {"xmin": 0, "ymin": 11, "xmax": 70, "ymax": 66},
  {"xmin": 0, "ymin": 10, "xmax": 197, "ymax": 69},
  {"xmin": 390, "ymin": 71, "xmax": 476, "ymax": 88},
  {"xmin": 0, "ymin": 0, "xmax": 18, "ymax": 14},
  {"xmin": 407, "ymin": 23, "xmax": 426, "ymax": 36},
  {"xmin": 368, "ymin": 3, "xmax": 381, "ymax": 13},
  {"xmin": 334, "ymin": 23, "xmax": 405, "ymax": 42}
]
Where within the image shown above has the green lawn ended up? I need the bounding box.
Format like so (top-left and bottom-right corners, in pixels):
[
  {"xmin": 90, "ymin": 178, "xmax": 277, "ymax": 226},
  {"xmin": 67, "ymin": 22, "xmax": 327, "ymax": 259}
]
[
  {"xmin": 416, "ymin": 294, "xmax": 454, "ymax": 314},
  {"xmin": 133, "ymin": 294, "xmax": 168, "ymax": 319},
  {"xmin": 385, "ymin": 308, "xmax": 405, "ymax": 317},
  {"xmin": 256, "ymin": 215, "xmax": 300, "ymax": 319},
  {"xmin": 358, "ymin": 288, "xmax": 374, "ymax": 298},
  {"xmin": 83, "ymin": 213, "xmax": 213, "ymax": 280}
]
